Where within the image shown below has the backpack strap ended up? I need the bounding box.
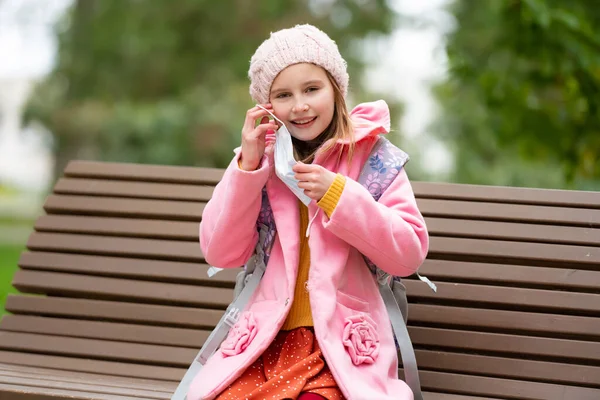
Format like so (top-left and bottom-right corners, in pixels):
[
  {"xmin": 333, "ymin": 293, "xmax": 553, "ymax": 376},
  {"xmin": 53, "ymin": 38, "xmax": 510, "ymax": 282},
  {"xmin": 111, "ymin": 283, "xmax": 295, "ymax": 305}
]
[{"xmin": 358, "ymin": 136, "xmax": 425, "ymax": 400}]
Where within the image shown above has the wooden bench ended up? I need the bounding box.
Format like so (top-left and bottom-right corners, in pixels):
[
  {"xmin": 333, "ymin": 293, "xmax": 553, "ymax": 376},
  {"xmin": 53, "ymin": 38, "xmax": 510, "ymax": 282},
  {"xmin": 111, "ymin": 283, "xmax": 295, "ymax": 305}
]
[{"xmin": 0, "ymin": 160, "xmax": 598, "ymax": 400}]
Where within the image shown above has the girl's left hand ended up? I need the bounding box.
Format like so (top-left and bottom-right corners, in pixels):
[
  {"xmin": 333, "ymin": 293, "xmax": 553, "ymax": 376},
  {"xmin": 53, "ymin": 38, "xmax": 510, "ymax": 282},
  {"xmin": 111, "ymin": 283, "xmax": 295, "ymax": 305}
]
[{"xmin": 293, "ymin": 162, "xmax": 336, "ymax": 201}]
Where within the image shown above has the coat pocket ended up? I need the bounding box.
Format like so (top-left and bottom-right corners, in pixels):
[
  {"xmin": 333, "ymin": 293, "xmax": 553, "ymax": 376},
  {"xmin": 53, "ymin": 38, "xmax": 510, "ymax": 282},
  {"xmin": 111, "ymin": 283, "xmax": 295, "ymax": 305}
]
[{"xmin": 336, "ymin": 289, "xmax": 370, "ymax": 314}]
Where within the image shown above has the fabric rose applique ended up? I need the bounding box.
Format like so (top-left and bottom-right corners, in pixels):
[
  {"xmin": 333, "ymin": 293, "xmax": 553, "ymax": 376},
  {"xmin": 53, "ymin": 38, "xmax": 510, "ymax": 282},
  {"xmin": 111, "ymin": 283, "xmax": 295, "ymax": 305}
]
[
  {"xmin": 343, "ymin": 314, "xmax": 380, "ymax": 365},
  {"xmin": 220, "ymin": 312, "xmax": 258, "ymax": 357}
]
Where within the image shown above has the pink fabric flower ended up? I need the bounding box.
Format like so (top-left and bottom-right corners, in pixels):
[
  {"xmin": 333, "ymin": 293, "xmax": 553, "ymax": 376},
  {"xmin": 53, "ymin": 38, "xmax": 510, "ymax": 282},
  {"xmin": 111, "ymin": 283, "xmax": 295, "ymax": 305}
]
[
  {"xmin": 220, "ymin": 312, "xmax": 258, "ymax": 357},
  {"xmin": 343, "ymin": 314, "xmax": 380, "ymax": 365}
]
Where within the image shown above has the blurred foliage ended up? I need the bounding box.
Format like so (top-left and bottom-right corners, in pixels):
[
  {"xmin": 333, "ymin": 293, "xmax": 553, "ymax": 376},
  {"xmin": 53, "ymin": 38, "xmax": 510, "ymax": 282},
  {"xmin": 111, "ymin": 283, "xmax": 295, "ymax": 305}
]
[
  {"xmin": 432, "ymin": 0, "xmax": 600, "ymax": 189},
  {"xmin": 24, "ymin": 0, "xmax": 401, "ymax": 179}
]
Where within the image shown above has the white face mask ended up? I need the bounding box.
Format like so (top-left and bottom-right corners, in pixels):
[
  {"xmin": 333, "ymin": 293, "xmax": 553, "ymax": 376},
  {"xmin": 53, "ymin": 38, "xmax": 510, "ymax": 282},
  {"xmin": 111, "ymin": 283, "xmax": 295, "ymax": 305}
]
[{"xmin": 257, "ymin": 105, "xmax": 312, "ymax": 205}]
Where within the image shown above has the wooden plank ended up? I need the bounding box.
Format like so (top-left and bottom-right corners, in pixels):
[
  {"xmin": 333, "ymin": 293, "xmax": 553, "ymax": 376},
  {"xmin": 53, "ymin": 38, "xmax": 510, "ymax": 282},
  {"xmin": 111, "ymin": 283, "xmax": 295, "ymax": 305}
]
[
  {"xmin": 409, "ymin": 327, "xmax": 600, "ymax": 362},
  {"xmin": 0, "ymin": 384, "xmax": 152, "ymax": 400},
  {"xmin": 13, "ymin": 267, "xmax": 597, "ymax": 315},
  {"xmin": 33, "ymin": 214, "xmax": 600, "ymax": 248},
  {"xmin": 429, "ymin": 236, "xmax": 600, "ymax": 267},
  {"xmin": 43, "ymin": 195, "xmax": 204, "ymax": 221},
  {"xmin": 26, "ymin": 233, "xmax": 203, "ymax": 263},
  {"xmin": 64, "ymin": 160, "xmax": 224, "ymax": 185},
  {"xmin": 18, "ymin": 250, "xmax": 600, "ymax": 293},
  {"xmin": 409, "ymin": 304, "xmax": 600, "ymax": 339},
  {"xmin": 63, "ymin": 161, "xmax": 600, "ymax": 210},
  {"xmin": 34, "ymin": 215, "xmax": 199, "ymax": 240},
  {"xmin": 415, "ymin": 349, "xmax": 600, "ymax": 387},
  {"xmin": 42, "ymin": 194, "xmax": 600, "ymax": 228},
  {"xmin": 0, "ymin": 363, "xmax": 174, "ymax": 391},
  {"xmin": 404, "ymin": 280, "xmax": 600, "ymax": 315},
  {"xmin": 0, "ymin": 351, "xmax": 182, "ymax": 381},
  {"xmin": 0, "ymin": 332, "xmax": 194, "ymax": 366},
  {"xmin": 0, "ymin": 374, "xmax": 169, "ymax": 399},
  {"xmin": 4, "ymin": 296, "xmax": 223, "ymax": 329},
  {"xmin": 2, "ymin": 315, "xmax": 597, "ymax": 363},
  {"xmin": 419, "ymin": 369, "xmax": 600, "ymax": 400},
  {"xmin": 418, "ymin": 259, "xmax": 600, "ymax": 291},
  {"xmin": 11, "ymin": 270, "xmax": 233, "ymax": 308},
  {"xmin": 1, "ymin": 330, "xmax": 597, "ymax": 388},
  {"xmin": 417, "ymin": 198, "xmax": 600, "ymax": 227},
  {"xmin": 412, "ymin": 181, "xmax": 600, "ymax": 209},
  {"xmin": 426, "ymin": 217, "xmax": 600, "ymax": 246},
  {"xmin": 18, "ymin": 251, "xmax": 238, "ymax": 286},
  {"xmin": 54, "ymin": 178, "xmax": 214, "ymax": 201},
  {"xmin": 25, "ymin": 231, "xmax": 600, "ymax": 269},
  {"xmin": 6, "ymin": 295, "xmax": 598, "ymax": 339},
  {"xmin": 0, "ymin": 315, "xmax": 208, "ymax": 348}
]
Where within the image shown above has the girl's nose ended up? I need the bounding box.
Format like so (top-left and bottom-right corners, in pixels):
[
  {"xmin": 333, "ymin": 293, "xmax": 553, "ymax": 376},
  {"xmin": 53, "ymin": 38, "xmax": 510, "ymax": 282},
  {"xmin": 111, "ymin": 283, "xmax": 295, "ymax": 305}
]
[{"xmin": 293, "ymin": 103, "xmax": 310, "ymax": 113}]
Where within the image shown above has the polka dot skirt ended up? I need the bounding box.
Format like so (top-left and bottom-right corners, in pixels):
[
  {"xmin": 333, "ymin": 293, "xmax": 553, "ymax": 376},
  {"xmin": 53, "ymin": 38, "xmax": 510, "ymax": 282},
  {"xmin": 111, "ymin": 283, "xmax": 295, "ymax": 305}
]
[{"xmin": 216, "ymin": 327, "xmax": 345, "ymax": 400}]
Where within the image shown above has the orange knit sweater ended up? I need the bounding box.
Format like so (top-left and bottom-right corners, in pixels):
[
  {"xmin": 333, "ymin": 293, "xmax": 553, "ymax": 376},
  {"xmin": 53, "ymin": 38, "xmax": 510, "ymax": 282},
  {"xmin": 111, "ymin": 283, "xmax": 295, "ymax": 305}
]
[{"xmin": 281, "ymin": 174, "xmax": 346, "ymax": 330}]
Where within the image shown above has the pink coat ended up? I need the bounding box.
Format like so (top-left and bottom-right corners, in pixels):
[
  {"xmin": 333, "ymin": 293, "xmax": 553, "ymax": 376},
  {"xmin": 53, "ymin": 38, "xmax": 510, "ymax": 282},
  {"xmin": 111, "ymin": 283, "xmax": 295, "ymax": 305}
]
[{"xmin": 189, "ymin": 100, "xmax": 429, "ymax": 400}]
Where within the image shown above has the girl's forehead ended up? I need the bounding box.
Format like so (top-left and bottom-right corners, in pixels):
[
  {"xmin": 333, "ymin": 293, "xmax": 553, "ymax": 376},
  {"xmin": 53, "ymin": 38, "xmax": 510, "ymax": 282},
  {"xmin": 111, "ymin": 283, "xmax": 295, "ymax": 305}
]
[{"xmin": 271, "ymin": 63, "xmax": 328, "ymax": 90}]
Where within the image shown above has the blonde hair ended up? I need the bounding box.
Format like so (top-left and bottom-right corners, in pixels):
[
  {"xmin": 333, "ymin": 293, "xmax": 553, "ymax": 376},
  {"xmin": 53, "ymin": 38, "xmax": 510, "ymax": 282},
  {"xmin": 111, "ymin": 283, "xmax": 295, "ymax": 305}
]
[{"xmin": 293, "ymin": 71, "xmax": 355, "ymax": 165}]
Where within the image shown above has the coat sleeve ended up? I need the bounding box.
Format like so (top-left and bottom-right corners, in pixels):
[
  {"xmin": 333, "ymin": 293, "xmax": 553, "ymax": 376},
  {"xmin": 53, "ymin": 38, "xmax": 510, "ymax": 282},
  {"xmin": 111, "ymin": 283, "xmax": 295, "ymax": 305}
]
[
  {"xmin": 321, "ymin": 168, "xmax": 429, "ymax": 277},
  {"xmin": 199, "ymin": 150, "xmax": 271, "ymax": 268}
]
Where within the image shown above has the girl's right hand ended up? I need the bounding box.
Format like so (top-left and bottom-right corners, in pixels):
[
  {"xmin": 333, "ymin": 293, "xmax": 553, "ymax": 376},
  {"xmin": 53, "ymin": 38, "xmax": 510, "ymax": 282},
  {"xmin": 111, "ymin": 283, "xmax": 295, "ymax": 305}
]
[{"xmin": 240, "ymin": 104, "xmax": 278, "ymax": 171}]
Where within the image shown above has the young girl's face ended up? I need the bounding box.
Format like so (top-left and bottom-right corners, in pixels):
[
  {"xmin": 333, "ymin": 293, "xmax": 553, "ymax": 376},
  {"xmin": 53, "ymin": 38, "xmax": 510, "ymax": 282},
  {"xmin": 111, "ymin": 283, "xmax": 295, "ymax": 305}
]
[{"xmin": 269, "ymin": 63, "xmax": 335, "ymax": 142}]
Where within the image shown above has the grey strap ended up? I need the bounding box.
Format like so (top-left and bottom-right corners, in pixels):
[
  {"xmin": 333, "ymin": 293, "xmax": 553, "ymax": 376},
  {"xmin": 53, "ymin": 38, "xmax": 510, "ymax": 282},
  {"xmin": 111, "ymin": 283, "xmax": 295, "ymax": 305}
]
[
  {"xmin": 378, "ymin": 277, "xmax": 423, "ymax": 400},
  {"xmin": 170, "ymin": 229, "xmax": 269, "ymax": 400}
]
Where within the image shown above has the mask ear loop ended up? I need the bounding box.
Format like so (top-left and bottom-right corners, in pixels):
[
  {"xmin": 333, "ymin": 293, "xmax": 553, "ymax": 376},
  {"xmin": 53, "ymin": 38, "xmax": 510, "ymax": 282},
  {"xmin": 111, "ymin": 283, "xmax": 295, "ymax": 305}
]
[{"xmin": 257, "ymin": 105, "xmax": 287, "ymax": 129}]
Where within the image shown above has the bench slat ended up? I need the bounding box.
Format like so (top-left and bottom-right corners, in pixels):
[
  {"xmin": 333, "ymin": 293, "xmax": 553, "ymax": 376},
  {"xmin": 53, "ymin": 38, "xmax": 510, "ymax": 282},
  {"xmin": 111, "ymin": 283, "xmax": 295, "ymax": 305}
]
[
  {"xmin": 55, "ymin": 178, "xmax": 214, "ymax": 201},
  {"xmin": 416, "ymin": 349, "xmax": 600, "ymax": 387},
  {"xmin": 24, "ymin": 231, "xmax": 600, "ymax": 269},
  {"xmin": 418, "ymin": 259, "xmax": 600, "ymax": 291},
  {"xmin": 35, "ymin": 215, "xmax": 199, "ymax": 240},
  {"xmin": 12, "ymin": 270, "xmax": 231, "ymax": 308},
  {"xmin": 404, "ymin": 280, "xmax": 600, "ymax": 315},
  {"xmin": 0, "ymin": 374, "xmax": 169, "ymax": 399},
  {"xmin": 0, "ymin": 363, "xmax": 174, "ymax": 391},
  {"xmin": 12, "ymin": 268, "xmax": 598, "ymax": 315},
  {"xmin": 33, "ymin": 214, "xmax": 600, "ymax": 247},
  {"xmin": 5, "ymin": 296, "xmax": 224, "ymax": 329},
  {"xmin": 0, "ymin": 315, "xmax": 207, "ymax": 348},
  {"xmin": 1, "ymin": 330, "xmax": 596, "ymax": 387},
  {"xmin": 19, "ymin": 250, "xmax": 600, "ymax": 293},
  {"xmin": 2, "ymin": 315, "xmax": 597, "ymax": 364},
  {"xmin": 412, "ymin": 181, "xmax": 600, "ymax": 209},
  {"xmin": 0, "ymin": 351, "xmax": 181, "ymax": 381},
  {"xmin": 430, "ymin": 237, "xmax": 600, "ymax": 267},
  {"xmin": 64, "ymin": 161, "xmax": 223, "ymax": 185},
  {"xmin": 18, "ymin": 251, "xmax": 238, "ymax": 286},
  {"xmin": 42, "ymin": 193, "xmax": 600, "ymax": 227},
  {"xmin": 7, "ymin": 294, "xmax": 599, "ymax": 340},
  {"xmin": 64, "ymin": 161, "xmax": 600, "ymax": 209},
  {"xmin": 419, "ymin": 369, "xmax": 599, "ymax": 400},
  {"xmin": 44, "ymin": 195, "xmax": 204, "ymax": 221},
  {"xmin": 26, "ymin": 233, "xmax": 203, "ymax": 262},
  {"xmin": 0, "ymin": 332, "xmax": 192, "ymax": 366},
  {"xmin": 17, "ymin": 250, "xmax": 600, "ymax": 292}
]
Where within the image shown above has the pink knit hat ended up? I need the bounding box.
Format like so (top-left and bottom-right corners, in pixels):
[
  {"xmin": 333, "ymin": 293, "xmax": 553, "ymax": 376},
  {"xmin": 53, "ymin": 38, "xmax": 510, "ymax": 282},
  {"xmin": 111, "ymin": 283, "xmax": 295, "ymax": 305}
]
[{"xmin": 248, "ymin": 24, "xmax": 349, "ymax": 104}]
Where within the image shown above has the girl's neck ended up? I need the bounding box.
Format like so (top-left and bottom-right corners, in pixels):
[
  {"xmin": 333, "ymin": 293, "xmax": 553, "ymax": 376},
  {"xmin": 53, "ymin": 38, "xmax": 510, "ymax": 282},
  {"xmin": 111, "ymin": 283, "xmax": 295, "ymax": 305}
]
[{"xmin": 292, "ymin": 122, "xmax": 334, "ymax": 163}]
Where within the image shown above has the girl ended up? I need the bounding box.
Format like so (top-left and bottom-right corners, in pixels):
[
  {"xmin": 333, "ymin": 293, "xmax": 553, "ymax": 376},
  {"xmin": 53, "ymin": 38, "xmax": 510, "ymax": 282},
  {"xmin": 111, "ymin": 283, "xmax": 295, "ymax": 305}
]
[{"xmin": 188, "ymin": 24, "xmax": 429, "ymax": 400}]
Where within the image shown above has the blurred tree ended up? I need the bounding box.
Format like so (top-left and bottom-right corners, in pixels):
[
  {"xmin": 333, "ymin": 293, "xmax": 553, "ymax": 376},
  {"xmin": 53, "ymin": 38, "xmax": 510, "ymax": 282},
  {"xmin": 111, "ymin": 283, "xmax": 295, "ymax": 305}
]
[
  {"xmin": 24, "ymin": 0, "xmax": 401, "ymax": 179},
  {"xmin": 432, "ymin": 0, "xmax": 600, "ymax": 189}
]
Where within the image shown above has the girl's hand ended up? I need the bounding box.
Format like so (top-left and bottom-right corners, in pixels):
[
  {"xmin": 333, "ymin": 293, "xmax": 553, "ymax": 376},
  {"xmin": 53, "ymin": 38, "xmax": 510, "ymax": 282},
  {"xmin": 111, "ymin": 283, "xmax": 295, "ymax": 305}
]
[
  {"xmin": 293, "ymin": 162, "xmax": 337, "ymax": 201},
  {"xmin": 240, "ymin": 104, "xmax": 278, "ymax": 171}
]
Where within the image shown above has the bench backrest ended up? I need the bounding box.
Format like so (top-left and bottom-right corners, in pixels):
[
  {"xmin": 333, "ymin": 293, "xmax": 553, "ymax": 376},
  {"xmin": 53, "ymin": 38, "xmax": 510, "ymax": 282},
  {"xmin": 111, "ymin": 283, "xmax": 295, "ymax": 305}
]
[{"xmin": 0, "ymin": 160, "xmax": 599, "ymax": 400}]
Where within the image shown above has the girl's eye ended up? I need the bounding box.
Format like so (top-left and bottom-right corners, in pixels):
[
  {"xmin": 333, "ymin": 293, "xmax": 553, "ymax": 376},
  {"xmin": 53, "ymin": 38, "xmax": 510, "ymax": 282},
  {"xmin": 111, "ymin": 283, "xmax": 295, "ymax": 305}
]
[
  {"xmin": 306, "ymin": 87, "xmax": 319, "ymax": 92},
  {"xmin": 276, "ymin": 93, "xmax": 290, "ymax": 99}
]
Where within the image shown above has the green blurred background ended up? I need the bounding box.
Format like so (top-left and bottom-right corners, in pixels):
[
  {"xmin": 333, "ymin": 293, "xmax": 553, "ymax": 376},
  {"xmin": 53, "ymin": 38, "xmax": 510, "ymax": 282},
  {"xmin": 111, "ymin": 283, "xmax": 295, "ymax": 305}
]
[{"xmin": 1, "ymin": 0, "xmax": 599, "ymax": 315}]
